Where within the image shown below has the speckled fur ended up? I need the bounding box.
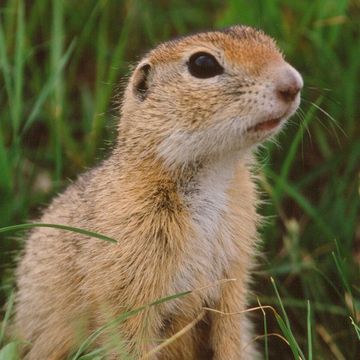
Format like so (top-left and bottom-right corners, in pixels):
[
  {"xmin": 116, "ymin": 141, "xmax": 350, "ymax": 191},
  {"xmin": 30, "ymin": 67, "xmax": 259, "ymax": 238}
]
[{"xmin": 14, "ymin": 25, "xmax": 302, "ymax": 359}]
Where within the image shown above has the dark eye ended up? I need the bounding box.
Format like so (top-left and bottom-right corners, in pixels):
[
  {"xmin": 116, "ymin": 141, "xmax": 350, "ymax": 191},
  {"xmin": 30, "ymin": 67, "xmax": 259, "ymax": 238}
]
[{"xmin": 187, "ymin": 52, "xmax": 224, "ymax": 78}]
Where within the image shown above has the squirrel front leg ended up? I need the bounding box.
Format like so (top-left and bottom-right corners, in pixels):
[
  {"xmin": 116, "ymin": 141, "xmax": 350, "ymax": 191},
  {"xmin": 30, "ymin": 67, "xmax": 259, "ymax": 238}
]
[
  {"xmin": 210, "ymin": 278, "xmax": 259, "ymax": 360},
  {"xmin": 103, "ymin": 306, "xmax": 164, "ymax": 360}
]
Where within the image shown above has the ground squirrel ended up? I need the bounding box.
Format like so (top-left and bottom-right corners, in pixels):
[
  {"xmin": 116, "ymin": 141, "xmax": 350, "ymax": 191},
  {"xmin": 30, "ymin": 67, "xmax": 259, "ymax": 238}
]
[{"xmin": 14, "ymin": 25, "xmax": 303, "ymax": 359}]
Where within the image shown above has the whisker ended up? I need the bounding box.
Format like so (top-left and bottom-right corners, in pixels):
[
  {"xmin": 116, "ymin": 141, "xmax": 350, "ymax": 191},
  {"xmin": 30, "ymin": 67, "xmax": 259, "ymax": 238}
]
[
  {"xmin": 316, "ymin": 115, "xmax": 343, "ymax": 147},
  {"xmin": 298, "ymin": 107, "xmax": 312, "ymax": 143},
  {"xmin": 305, "ymin": 85, "xmax": 332, "ymax": 93},
  {"xmin": 296, "ymin": 108, "xmax": 310, "ymax": 161},
  {"xmin": 302, "ymin": 98, "xmax": 347, "ymax": 137},
  {"xmin": 304, "ymin": 87, "xmax": 340, "ymax": 106}
]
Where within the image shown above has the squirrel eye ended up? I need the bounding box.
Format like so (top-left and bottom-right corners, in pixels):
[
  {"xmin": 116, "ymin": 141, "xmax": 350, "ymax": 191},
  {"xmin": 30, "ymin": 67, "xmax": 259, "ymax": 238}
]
[{"xmin": 187, "ymin": 52, "xmax": 224, "ymax": 78}]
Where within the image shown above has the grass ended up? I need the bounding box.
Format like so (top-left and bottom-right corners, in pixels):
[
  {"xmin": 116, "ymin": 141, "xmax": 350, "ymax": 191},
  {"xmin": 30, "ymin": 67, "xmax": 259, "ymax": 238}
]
[{"xmin": 0, "ymin": 0, "xmax": 359, "ymax": 358}]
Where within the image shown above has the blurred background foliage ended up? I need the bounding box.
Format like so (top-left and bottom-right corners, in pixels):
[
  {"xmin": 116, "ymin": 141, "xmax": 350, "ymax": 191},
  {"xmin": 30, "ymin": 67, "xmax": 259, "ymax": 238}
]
[{"xmin": 0, "ymin": 0, "xmax": 359, "ymax": 358}]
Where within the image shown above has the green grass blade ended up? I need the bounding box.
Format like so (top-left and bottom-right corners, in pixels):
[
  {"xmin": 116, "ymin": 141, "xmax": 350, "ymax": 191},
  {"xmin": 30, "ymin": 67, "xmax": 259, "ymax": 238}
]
[
  {"xmin": 77, "ymin": 347, "xmax": 105, "ymax": 360},
  {"xmin": 350, "ymin": 317, "xmax": 360, "ymax": 340},
  {"xmin": 307, "ymin": 300, "xmax": 313, "ymax": 360},
  {"xmin": 267, "ymin": 169, "xmax": 335, "ymax": 239},
  {"xmin": 0, "ymin": 223, "xmax": 117, "ymax": 244},
  {"xmin": 0, "ymin": 342, "xmax": 19, "ymax": 360},
  {"xmin": 0, "ymin": 291, "xmax": 14, "ymax": 345},
  {"xmin": 271, "ymin": 278, "xmax": 292, "ymax": 330},
  {"xmin": 258, "ymin": 298, "xmax": 269, "ymax": 360},
  {"xmin": 332, "ymin": 240, "xmax": 357, "ymax": 319},
  {"xmin": 0, "ymin": 10, "xmax": 14, "ymax": 120},
  {"xmin": 88, "ymin": 6, "xmax": 132, "ymax": 154},
  {"xmin": 271, "ymin": 278, "xmax": 305, "ymax": 359},
  {"xmin": 274, "ymin": 314, "xmax": 300, "ymax": 359},
  {"xmin": 0, "ymin": 131, "xmax": 12, "ymax": 191},
  {"xmin": 72, "ymin": 290, "xmax": 191, "ymax": 359},
  {"xmin": 51, "ymin": 0, "xmax": 65, "ymax": 183},
  {"xmin": 13, "ymin": 0, "xmax": 25, "ymax": 138},
  {"xmin": 260, "ymin": 294, "xmax": 348, "ymax": 316},
  {"xmin": 21, "ymin": 40, "xmax": 76, "ymax": 134},
  {"xmin": 264, "ymin": 313, "xmax": 269, "ymax": 360}
]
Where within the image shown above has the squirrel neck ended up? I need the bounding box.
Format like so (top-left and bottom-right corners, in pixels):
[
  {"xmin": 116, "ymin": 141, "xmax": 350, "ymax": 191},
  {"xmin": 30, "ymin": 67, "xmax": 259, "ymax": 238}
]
[{"xmin": 112, "ymin": 138, "xmax": 247, "ymax": 211}]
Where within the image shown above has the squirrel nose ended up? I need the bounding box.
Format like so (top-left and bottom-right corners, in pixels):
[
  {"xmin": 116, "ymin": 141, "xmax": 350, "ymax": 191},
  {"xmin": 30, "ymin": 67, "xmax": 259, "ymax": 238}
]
[{"xmin": 276, "ymin": 65, "xmax": 303, "ymax": 103}]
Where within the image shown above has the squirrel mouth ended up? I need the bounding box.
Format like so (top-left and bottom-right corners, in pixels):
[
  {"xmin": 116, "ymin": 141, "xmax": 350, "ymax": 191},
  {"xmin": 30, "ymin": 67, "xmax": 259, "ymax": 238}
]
[{"xmin": 248, "ymin": 117, "xmax": 282, "ymax": 132}]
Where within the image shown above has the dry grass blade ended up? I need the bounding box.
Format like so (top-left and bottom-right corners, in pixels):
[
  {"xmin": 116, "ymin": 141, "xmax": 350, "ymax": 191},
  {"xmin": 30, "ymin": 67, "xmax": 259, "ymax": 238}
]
[
  {"xmin": 317, "ymin": 325, "xmax": 346, "ymax": 360},
  {"xmin": 202, "ymin": 305, "xmax": 278, "ymax": 317},
  {"xmin": 243, "ymin": 333, "xmax": 290, "ymax": 351},
  {"xmin": 139, "ymin": 311, "xmax": 205, "ymax": 360}
]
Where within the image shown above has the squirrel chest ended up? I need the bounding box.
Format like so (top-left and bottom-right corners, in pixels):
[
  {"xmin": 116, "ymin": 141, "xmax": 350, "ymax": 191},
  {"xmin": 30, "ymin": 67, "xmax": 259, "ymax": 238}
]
[{"xmin": 164, "ymin": 157, "xmax": 257, "ymax": 309}]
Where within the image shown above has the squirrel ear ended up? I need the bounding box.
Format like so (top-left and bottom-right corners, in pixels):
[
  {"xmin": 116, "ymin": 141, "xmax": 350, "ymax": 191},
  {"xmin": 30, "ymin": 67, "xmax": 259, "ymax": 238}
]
[{"xmin": 133, "ymin": 63, "xmax": 152, "ymax": 100}]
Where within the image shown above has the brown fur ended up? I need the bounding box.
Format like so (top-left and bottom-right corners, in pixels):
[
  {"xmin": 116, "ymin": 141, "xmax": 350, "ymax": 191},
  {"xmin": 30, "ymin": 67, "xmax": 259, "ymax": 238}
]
[{"xmin": 14, "ymin": 25, "xmax": 302, "ymax": 359}]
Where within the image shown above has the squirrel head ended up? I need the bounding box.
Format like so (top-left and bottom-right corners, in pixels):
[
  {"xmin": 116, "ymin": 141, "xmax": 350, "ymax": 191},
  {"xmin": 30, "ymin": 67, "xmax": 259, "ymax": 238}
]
[{"xmin": 119, "ymin": 25, "xmax": 303, "ymax": 169}]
